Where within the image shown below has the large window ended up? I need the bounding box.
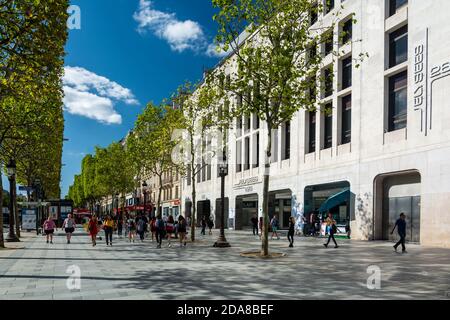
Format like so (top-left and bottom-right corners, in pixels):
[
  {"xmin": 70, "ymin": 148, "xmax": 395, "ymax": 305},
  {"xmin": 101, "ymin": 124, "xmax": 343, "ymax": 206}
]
[
  {"xmin": 324, "ymin": 67, "xmax": 333, "ymax": 98},
  {"xmin": 253, "ymin": 133, "xmax": 259, "ymax": 168},
  {"xmin": 389, "ymin": 0, "xmax": 408, "ymax": 17},
  {"xmin": 236, "ymin": 140, "xmax": 242, "ymax": 172},
  {"xmin": 324, "ymin": 32, "xmax": 333, "ymax": 56},
  {"xmin": 282, "ymin": 121, "xmax": 290, "ymax": 160},
  {"xmin": 310, "ymin": 3, "xmax": 318, "ymax": 26},
  {"xmin": 325, "ymin": 0, "xmax": 334, "ymax": 14},
  {"xmin": 389, "ymin": 25, "xmax": 408, "ymax": 68},
  {"xmin": 342, "ymin": 56, "xmax": 352, "ymax": 90},
  {"xmin": 341, "ymin": 19, "xmax": 352, "ymax": 44},
  {"xmin": 341, "ymin": 95, "xmax": 352, "ymax": 144},
  {"xmin": 323, "ymin": 104, "xmax": 333, "ymax": 149},
  {"xmin": 308, "ymin": 111, "xmax": 316, "ymax": 153},
  {"xmin": 244, "ymin": 137, "xmax": 250, "ymax": 171},
  {"xmin": 388, "ymin": 71, "xmax": 408, "ymax": 132}
]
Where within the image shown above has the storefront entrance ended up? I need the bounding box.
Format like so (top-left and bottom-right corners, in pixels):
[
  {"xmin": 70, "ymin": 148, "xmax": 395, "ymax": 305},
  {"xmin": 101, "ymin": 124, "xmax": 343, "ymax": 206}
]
[
  {"xmin": 374, "ymin": 170, "xmax": 421, "ymax": 243},
  {"xmin": 196, "ymin": 200, "xmax": 211, "ymax": 227},
  {"xmin": 235, "ymin": 194, "xmax": 258, "ymax": 230},
  {"xmin": 304, "ymin": 182, "xmax": 352, "ymax": 234},
  {"xmin": 268, "ymin": 190, "xmax": 292, "ymax": 229}
]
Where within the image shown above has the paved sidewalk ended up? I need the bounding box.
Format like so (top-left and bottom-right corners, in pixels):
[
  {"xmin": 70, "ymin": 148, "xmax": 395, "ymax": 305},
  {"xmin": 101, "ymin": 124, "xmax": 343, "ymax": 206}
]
[{"xmin": 0, "ymin": 228, "xmax": 449, "ymax": 300}]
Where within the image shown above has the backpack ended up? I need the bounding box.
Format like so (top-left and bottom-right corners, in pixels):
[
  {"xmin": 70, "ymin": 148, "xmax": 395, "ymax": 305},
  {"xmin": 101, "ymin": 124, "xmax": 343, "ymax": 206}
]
[
  {"xmin": 157, "ymin": 219, "xmax": 165, "ymax": 231},
  {"xmin": 137, "ymin": 220, "xmax": 145, "ymax": 232}
]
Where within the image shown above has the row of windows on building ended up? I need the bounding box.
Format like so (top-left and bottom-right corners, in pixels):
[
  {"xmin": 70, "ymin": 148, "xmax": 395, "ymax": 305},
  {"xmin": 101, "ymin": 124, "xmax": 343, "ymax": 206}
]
[{"xmin": 185, "ymin": 0, "xmax": 409, "ymax": 183}]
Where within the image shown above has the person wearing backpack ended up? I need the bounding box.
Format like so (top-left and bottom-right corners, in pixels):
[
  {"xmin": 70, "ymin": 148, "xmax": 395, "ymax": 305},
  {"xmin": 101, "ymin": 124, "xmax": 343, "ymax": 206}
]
[
  {"xmin": 156, "ymin": 215, "xmax": 165, "ymax": 248},
  {"xmin": 323, "ymin": 212, "xmax": 339, "ymax": 248},
  {"xmin": 136, "ymin": 215, "xmax": 146, "ymax": 242},
  {"xmin": 270, "ymin": 215, "xmax": 280, "ymax": 240},
  {"xmin": 127, "ymin": 216, "xmax": 136, "ymax": 243}
]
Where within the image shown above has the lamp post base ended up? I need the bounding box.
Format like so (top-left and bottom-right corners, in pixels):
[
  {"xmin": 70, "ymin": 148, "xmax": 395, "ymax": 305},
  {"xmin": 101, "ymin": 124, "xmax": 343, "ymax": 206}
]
[
  {"xmin": 213, "ymin": 235, "xmax": 230, "ymax": 248},
  {"xmin": 5, "ymin": 233, "xmax": 20, "ymax": 242}
]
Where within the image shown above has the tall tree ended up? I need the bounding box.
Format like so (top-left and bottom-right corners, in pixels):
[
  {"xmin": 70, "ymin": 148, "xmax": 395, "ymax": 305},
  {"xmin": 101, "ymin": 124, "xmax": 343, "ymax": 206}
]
[
  {"xmin": 210, "ymin": 0, "xmax": 366, "ymax": 256},
  {"xmin": 128, "ymin": 103, "xmax": 183, "ymax": 219}
]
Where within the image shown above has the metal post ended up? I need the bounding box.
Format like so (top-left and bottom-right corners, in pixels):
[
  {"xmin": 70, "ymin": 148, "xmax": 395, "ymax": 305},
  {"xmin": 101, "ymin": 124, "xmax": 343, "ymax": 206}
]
[
  {"xmin": 214, "ymin": 150, "xmax": 230, "ymax": 248},
  {"xmin": 6, "ymin": 175, "xmax": 19, "ymax": 242}
]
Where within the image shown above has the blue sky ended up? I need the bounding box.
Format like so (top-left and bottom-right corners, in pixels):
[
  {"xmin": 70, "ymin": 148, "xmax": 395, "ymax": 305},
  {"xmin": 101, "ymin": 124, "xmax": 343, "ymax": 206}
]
[{"xmin": 58, "ymin": 0, "xmax": 225, "ymax": 197}]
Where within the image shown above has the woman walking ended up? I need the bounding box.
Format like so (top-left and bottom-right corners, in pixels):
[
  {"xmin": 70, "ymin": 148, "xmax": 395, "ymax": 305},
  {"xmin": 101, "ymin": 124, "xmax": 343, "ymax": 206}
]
[
  {"xmin": 103, "ymin": 215, "xmax": 114, "ymax": 246},
  {"xmin": 62, "ymin": 214, "xmax": 76, "ymax": 244},
  {"xmin": 201, "ymin": 216, "xmax": 207, "ymax": 236},
  {"xmin": 88, "ymin": 216, "xmax": 99, "ymax": 246},
  {"xmin": 207, "ymin": 216, "xmax": 214, "ymax": 235},
  {"xmin": 178, "ymin": 216, "xmax": 187, "ymax": 247},
  {"xmin": 270, "ymin": 215, "xmax": 280, "ymax": 240},
  {"xmin": 43, "ymin": 216, "xmax": 56, "ymax": 244},
  {"xmin": 165, "ymin": 215, "xmax": 175, "ymax": 248},
  {"xmin": 288, "ymin": 216, "xmax": 295, "ymax": 248},
  {"xmin": 127, "ymin": 216, "xmax": 136, "ymax": 243},
  {"xmin": 323, "ymin": 212, "xmax": 339, "ymax": 248}
]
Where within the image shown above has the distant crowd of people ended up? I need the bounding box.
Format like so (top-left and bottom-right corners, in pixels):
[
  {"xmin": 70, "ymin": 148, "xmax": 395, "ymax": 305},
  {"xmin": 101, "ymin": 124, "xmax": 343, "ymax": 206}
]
[{"xmin": 42, "ymin": 211, "xmax": 410, "ymax": 253}]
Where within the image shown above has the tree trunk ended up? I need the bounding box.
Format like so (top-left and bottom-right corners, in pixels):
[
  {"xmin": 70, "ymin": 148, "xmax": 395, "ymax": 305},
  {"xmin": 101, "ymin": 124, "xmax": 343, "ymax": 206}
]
[
  {"xmin": 13, "ymin": 179, "xmax": 20, "ymax": 238},
  {"xmin": 190, "ymin": 163, "xmax": 196, "ymax": 242},
  {"xmin": 157, "ymin": 174, "xmax": 162, "ymax": 217},
  {"xmin": 261, "ymin": 125, "xmax": 272, "ymax": 257},
  {"xmin": 0, "ymin": 168, "xmax": 4, "ymax": 248}
]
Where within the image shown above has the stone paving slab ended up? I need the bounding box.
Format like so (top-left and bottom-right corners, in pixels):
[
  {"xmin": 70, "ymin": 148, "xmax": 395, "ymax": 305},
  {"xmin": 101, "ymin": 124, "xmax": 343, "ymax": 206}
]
[{"xmin": 0, "ymin": 228, "xmax": 449, "ymax": 299}]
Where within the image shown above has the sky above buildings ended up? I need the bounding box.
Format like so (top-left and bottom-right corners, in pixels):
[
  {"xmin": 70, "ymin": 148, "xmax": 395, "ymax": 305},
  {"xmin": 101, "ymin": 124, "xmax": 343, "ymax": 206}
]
[{"xmin": 58, "ymin": 0, "xmax": 226, "ymax": 197}]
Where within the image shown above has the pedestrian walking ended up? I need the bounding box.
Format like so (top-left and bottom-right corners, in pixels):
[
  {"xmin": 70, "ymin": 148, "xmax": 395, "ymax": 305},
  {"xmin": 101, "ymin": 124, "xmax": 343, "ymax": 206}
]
[
  {"xmin": 127, "ymin": 216, "xmax": 136, "ymax": 243},
  {"xmin": 150, "ymin": 216, "xmax": 156, "ymax": 241},
  {"xmin": 270, "ymin": 215, "xmax": 280, "ymax": 240},
  {"xmin": 88, "ymin": 216, "xmax": 99, "ymax": 246},
  {"xmin": 201, "ymin": 216, "xmax": 207, "ymax": 236},
  {"xmin": 62, "ymin": 214, "xmax": 76, "ymax": 244},
  {"xmin": 43, "ymin": 216, "xmax": 56, "ymax": 244},
  {"xmin": 165, "ymin": 215, "xmax": 175, "ymax": 247},
  {"xmin": 103, "ymin": 215, "xmax": 114, "ymax": 246},
  {"xmin": 309, "ymin": 212, "xmax": 316, "ymax": 236},
  {"xmin": 251, "ymin": 214, "xmax": 258, "ymax": 236},
  {"xmin": 156, "ymin": 215, "xmax": 166, "ymax": 248},
  {"xmin": 288, "ymin": 216, "xmax": 295, "ymax": 247},
  {"xmin": 178, "ymin": 215, "xmax": 187, "ymax": 247},
  {"xmin": 391, "ymin": 212, "xmax": 407, "ymax": 253},
  {"xmin": 137, "ymin": 215, "xmax": 146, "ymax": 242},
  {"xmin": 207, "ymin": 216, "xmax": 214, "ymax": 235},
  {"xmin": 323, "ymin": 212, "xmax": 339, "ymax": 248}
]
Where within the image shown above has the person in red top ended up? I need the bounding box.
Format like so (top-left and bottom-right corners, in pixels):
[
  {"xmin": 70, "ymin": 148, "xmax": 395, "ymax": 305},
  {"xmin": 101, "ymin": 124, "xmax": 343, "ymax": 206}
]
[
  {"xmin": 43, "ymin": 216, "xmax": 56, "ymax": 244},
  {"xmin": 88, "ymin": 216, "xmax": 99, "ymax": 246}
]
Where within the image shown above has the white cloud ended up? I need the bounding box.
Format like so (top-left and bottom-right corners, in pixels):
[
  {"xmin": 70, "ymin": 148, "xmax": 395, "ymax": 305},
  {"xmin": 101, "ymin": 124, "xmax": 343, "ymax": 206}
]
[
  {"xmin": 63, "ymin": 66, "xmax": 139, "ymax": 125},
  {"xmin": 133, "ymin": 0, "xmax": 207, "ymax": 53},
  {"xmin": 206, "ymin": 43, "xmax": 232, "ymax": 58}
]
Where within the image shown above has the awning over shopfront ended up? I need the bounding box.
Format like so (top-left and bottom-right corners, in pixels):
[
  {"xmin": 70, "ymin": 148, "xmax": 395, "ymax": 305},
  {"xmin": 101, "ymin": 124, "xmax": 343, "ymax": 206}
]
[{"xmin": 318, "ymin": 188, "xmax": 350, "ymax": 214}]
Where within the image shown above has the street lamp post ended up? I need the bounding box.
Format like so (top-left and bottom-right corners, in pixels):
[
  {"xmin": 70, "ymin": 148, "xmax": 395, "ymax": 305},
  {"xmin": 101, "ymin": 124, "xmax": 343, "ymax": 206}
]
[
  {"xmin": 214, "ymin": 152, "xmax": 230, "ymax": 248},
  {"xmin": 5, "ymin": 159, "xmax": 19, "ymax": 242},
  {"xmin": 142, "ymin": 181, "xmax": 148, "ymax": 218},
  {"xmin": 115, "ymin": 193, "xmax": 119, "ymax": 218}
]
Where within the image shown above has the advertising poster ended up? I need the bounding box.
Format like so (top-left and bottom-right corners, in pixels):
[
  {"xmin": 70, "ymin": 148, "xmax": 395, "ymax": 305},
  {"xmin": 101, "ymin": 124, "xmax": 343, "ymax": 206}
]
[
  {"xmin": 49, "ymin": 206, "xmax": 58, "ymax": 220},
  {"xmin": 22, "ymin": 209, "xmax": 37, "ymax": 230}
]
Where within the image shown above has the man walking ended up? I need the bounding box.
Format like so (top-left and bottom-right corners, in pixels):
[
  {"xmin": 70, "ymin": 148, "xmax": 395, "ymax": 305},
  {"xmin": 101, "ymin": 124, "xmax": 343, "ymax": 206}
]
[
  {"xmin": 251, "ymin": 214, "xmax": 258, "ymax": 236},
  {"xmin": 391, "ymin": 212, "xmax": 407, "ymax": 253},
  {"xmin": 156, "ymin": 215, "xmax": 165, "ymax": 249}
]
